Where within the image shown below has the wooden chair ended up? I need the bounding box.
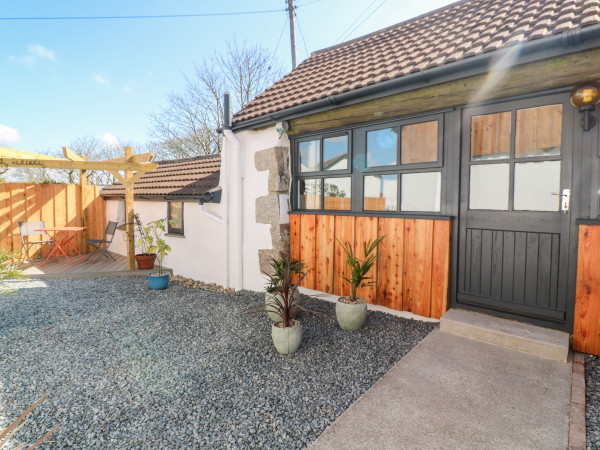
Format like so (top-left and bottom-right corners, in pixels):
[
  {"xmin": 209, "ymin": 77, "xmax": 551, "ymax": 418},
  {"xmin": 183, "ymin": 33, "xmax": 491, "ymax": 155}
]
[
  {"xmin": 18, "ymin": 221, "xmax": 54, "ymax": 263},
  {"xmin": 86, "ymin": 221, "xmax": 119, "ymax": 262}
]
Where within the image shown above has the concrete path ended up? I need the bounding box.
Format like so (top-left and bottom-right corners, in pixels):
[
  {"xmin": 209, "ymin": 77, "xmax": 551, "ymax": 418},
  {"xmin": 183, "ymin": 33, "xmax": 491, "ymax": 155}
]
[{"xmin": 311, "ymin": 328, "xmax": 572, "ymax": 450}]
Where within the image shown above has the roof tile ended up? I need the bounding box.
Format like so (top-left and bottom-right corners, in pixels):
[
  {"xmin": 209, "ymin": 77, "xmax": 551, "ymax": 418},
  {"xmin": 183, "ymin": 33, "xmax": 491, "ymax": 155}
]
[{"xmin": 233, "ymin": 0, "xmax": 600, "ymax": 123}]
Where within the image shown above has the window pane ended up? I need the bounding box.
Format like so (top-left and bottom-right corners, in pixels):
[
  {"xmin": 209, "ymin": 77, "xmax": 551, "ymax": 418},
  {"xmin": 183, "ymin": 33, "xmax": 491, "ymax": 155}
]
[
  {"xmin": 401, "ymin": 172, "xmax": 441, "ymax": 212},
  {"xmin": 298, "ymin": 179, "xmax": 321, "ymax": 209},
  {"xmin": 299, "ymin": 140, "xmax": 320, "ymax": 172},
  {"xmin": 401, "ymin": 121, "xmax": 438, "ymax": 164},
  {"xmin": 515, "ymin": 105, "xmax": 562, "ymax": 158},
  {"xmin": 168, "ymin": 202, "xmax": 183, "ymax": 229},
  {"xmin": 469, "ymin": 164, "xmax": 509, "ymax": 210},
  {"xmin": 324, "ymin": 177, "xmax": 351, "ymax": 210},
  {"xmin": 323, "ymin": 136, "xmax": 348, "ymax": 170},
  {"xmin": 364, "ymin": 174, "xmax": 398, "ymax": 211},
  {"xmin": 514, "ymin": 161, "xmax": 561, "ymax": 211},
  {"xmin": 471, "ymin": 112, "xmax": 511, "ymax": 160},
  {"xmin": 367, "ymin": 127, "xmax": 398, "ymax": 167}
]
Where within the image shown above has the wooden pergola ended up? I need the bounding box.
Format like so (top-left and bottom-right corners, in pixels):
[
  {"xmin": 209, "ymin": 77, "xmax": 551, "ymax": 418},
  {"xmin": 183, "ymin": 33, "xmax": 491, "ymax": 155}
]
[{"xmin": 0, "ymin": 146, "xmax": 158, "ymax": 269}]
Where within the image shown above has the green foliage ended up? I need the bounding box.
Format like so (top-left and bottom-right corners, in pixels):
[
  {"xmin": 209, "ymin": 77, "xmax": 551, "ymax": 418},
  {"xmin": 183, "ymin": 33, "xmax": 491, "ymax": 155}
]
[
  {"xmin": 265, "ymin": 252, "xmax": 305, "ymax": 294},
  {"xmin": 134, "ymin": 215, "xmax": 172, "ymax": 275},
  {"xmin": 0, "ymin": 249, "xmax": 26, "ymax": 295},
  {"xmin": 337, "ymin": 235, "xmax": 386, "ymax": 302}
]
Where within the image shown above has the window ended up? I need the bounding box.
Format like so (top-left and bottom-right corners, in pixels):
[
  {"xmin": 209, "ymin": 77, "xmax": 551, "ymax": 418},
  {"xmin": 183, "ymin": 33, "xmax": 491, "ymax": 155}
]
[
  {"xmin": 293, "ymin": 114, "xmax": 444, "ymax": 214},
  {"xmin": 167, "ymin": 201, "xmax": 184, "ymax": 235}
]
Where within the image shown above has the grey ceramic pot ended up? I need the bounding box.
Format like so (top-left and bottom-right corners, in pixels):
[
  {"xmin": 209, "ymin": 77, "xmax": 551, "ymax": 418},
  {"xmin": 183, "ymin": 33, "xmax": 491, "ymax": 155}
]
[
  {"xmin": 271, "ymin": 320, "xmax": 302, "ymax": 354},
  {"xmin": 336, "ymin": 297, "xmax": 367, "ymax": 330},
  {"xmin": 265, "ymin": 290, "xmax": 300, "ymax": 322}
]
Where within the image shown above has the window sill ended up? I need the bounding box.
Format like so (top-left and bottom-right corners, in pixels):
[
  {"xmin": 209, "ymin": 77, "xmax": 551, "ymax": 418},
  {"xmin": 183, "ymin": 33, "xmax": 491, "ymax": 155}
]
[{"xmin": 165, "ymin": 233, "xmax": 185, "ymax": 238}]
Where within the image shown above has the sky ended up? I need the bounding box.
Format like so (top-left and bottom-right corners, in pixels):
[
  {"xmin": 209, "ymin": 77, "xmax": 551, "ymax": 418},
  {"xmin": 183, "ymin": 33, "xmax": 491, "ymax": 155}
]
[{"xmin": 0, "ymin": 0, "xmax": 456, "ymax": 154}]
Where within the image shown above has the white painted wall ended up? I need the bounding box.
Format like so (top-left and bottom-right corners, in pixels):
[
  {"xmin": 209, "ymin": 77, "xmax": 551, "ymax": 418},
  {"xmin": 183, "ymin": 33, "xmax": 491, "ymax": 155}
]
[{"xmin": 105, "ymin": 199, "xmax": 226, "ymax": 285}]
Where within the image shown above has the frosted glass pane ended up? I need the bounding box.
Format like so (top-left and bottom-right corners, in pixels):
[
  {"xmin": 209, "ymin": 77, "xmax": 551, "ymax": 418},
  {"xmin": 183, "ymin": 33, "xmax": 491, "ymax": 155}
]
[
  {"xmin": 401, "ymin": 172, "xmax": 441, "ymax": 212},
  {"xmin": 514, "ymin": 161, "xmax": 561, "ymax": 211},
  {"xmin": 470, "ymin": 164, "xmax": 509, "ymax": 210},
  {"xmin": 364, "ymin": 174, "xmax": 398, "ymax": 211},
  {"xmin": 298, "ymin": 179, "xmax": 321, "ymax": 209},
  {"xmin": 324, "ymin": 177, "xmax": 351, "ymax": 210},
  {"xmin": 299, "ymin": 140, "xmax": 320, "ymax": 172}
]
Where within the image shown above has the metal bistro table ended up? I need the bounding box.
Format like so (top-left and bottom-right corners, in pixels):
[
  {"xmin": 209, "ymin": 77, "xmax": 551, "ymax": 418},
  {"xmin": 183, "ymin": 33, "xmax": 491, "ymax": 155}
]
[{"xmin": 35, "ymin": 226, "xmax": 88, "ymax": 267}]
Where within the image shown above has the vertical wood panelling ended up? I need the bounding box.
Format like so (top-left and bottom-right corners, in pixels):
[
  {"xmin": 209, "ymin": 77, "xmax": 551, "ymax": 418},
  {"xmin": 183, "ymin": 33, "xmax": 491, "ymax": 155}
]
[
  {"xmin": 574, "ymin": 225, "xmax": 600, "ymax": 355},
  {"xmin": 299, "ymin": 214, "xmax": 317, "ymax": 289},
  {"xmin": 431, "ymin": 220, "xmax": 451, "ymax": 319},
  {"xmin": 377, "ymin": 218, "xmax": 404, "ymax": 310},
  {"xmin": 315, "ymin": 215, "xmax": 335, "ymax": 293},
  {"xmin": 334, "ymin": 215, "xmax": 355, "ymax": 298},
  {"xmin": 289, "ymin": 214, "xmax": 451, "ymax": 319},
  {"xmin": 0, "ymin": 183, "xmax": 105, "ymax": 256},
  {"xmin": 354, "ymin": 216, "xmax": 379, "ymax": 304}
]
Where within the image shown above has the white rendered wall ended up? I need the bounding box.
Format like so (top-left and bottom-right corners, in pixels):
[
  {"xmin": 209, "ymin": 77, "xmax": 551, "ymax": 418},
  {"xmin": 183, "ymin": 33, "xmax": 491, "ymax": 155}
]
[
  {"xmin": 233, "ymin": 126, "xmax": 290, "ymax": 292},
  {"xmin": 105, "ymin": 199, "xmax": 226, "ymax": 285}
]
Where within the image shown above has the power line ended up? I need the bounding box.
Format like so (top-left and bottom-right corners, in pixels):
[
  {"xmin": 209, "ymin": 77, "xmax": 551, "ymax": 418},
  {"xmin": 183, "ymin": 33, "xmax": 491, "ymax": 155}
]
[
  {"xmin": 295, "ymin": 12, "xmax": 309, "ymax": 59},
  {"xmin": 269, "ymin": 17, "xmax": 289, "ymax": 71},
  {"xmin": 337, "ymin": 0, "xmax": 388, "ymax": 44},
  {"xmin": 334, "ymin": 0, "xmax": 378, "ymax": 44},
  {"xmin": 0, "ymin": 8, "xmax": 285, "ymax": 21}
]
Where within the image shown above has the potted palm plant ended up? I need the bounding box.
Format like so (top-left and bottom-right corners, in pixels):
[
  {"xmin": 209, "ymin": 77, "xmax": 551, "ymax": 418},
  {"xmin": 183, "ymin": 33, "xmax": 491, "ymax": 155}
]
[
  {"xmin": 137, "ymin": 218, "xmax": 172, "ymax": 290},
  {"xmin": 264, "ymin": 253, "xmax": 305, "ymax": 321},
  {"xmin": 336, "ymin": 236, "xmax": 385, "ymax": 330}
]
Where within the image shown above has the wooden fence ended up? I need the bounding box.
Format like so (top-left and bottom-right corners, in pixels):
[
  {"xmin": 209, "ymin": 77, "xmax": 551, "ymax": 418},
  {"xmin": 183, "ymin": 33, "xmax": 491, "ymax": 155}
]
[
  {"xmin": 0, "ymin": 183, "xmax": 106, "ymax": 257},
  {"xmin": 290, "ymin": 213, "xmax": 451, "ymax": 319}
]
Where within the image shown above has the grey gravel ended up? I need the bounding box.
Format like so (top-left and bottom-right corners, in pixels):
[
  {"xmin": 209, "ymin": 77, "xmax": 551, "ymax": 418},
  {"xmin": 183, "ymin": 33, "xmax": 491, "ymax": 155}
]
[
  {"xmin": 587, "ymin": 355, "xmax": 600, "ymax": 449},
  {"xmin": 1, "ymin": 277, "xmax": 435, "ymax": 449}
]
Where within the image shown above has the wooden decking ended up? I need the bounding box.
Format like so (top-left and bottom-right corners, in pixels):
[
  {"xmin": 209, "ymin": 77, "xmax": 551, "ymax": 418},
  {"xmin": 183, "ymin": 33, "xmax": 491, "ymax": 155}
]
[{"xmin": 18, "ymin": 252, "xmax": 171, "ymax": 279}]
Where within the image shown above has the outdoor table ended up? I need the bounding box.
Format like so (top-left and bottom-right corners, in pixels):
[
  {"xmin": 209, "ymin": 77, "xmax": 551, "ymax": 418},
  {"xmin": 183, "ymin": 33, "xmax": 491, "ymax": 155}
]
[{"xmin": 35, "ymin": 227, "xmax": 88, "ymax": 267}]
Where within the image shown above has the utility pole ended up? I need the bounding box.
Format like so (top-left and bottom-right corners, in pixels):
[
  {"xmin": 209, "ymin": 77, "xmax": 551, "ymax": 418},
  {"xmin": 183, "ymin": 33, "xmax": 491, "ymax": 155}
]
[{"xmin": 287, "ymin": 0, "xmax": 297, "ymax": 69}]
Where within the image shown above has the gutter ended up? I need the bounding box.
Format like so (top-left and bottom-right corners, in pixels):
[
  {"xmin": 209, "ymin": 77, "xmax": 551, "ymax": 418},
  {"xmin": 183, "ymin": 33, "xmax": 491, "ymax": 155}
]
[{"xmin": 231, "ymin": 25, "xmax": 600, "ymax": 132}]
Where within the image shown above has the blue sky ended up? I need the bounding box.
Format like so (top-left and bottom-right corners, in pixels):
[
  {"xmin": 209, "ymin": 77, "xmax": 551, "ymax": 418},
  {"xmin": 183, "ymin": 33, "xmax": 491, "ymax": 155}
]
[{"xmin": 0, "ymin": 0, "xmax": 455, "ymax": 154}]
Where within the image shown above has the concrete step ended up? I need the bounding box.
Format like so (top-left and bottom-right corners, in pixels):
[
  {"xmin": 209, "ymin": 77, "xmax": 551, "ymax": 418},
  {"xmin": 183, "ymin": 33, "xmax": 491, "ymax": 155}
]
[{"xmin": 440, "ymin": 309, "xmax": 569, "ymax": 362}]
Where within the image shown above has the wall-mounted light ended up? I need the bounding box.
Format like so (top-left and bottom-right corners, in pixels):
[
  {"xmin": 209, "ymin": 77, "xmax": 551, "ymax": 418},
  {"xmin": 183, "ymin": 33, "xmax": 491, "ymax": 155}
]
[{"xmin": 570, "ymin": 81, "xmax": 600, "ymax": 131}]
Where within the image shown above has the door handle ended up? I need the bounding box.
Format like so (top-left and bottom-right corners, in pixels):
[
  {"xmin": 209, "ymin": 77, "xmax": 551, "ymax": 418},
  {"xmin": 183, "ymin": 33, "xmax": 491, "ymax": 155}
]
[{"xmin": 551, "ymin": 189, "xmax": 570, "ymax": 214}]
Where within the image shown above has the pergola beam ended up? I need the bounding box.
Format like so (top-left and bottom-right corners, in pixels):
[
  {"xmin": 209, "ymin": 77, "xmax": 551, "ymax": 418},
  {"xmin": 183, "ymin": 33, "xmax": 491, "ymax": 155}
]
[{"xmin": 0, "ymin": 157, "xmax": 157, "ymax": 172}]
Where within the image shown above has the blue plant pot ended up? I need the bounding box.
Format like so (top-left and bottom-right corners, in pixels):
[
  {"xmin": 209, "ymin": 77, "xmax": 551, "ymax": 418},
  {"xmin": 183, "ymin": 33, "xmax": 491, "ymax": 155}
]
[{"xmin": 148, "ymin": 272, "xmax": 169, "ymax": 290}]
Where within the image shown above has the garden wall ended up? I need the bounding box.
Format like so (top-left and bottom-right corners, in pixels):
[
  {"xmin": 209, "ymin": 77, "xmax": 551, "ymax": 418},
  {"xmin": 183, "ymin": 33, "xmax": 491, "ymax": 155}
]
[
  {"xmin": 290, "ymin": 214, "xmax": 451, "ymax": 319},
  {"xmin": 0, "ymin": 182, "xmax": 105, "ymax": 257}
]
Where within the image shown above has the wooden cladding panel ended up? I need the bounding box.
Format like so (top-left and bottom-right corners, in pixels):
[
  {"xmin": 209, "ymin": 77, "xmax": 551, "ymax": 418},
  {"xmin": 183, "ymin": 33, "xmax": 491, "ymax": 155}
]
[
  {"xmin": 470, "ymin": 112, "xmax": 511, "ymax": 158},
  {"xmin": 401, "ymin": 121, "xmax": 438, "ymax": 164},
  {"xmin": 574, "ymin": 225, "xmax": 600, "ymax": 356},
  {"xmin": 0, "ymin": 183, "xmax": 105, "ymax": 257},
  {"xmin": 290, "ymin": 214, "xmax": 451, "ymax": 319},
  {"xmin": 515, "ymin": 104, "xmax": 562, "ymax": 157}
]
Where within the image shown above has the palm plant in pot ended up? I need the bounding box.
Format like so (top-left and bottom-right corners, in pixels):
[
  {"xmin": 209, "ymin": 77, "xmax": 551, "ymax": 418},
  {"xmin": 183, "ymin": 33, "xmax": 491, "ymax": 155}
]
[
  {"xmin": 137, "ymin": 218, "xmax": 172, "ymax": 290},
  {"xmin": 264, "ymin": 253, "xmax": 305, "ymax": 322},
  {"xmin": 337, "ymin": 235, "xmax": 385, "ymax": 330}
]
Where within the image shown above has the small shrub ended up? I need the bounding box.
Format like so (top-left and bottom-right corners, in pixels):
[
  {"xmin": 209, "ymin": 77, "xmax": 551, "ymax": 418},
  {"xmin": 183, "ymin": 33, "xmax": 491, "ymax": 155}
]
[{"xmin": 0, "ymin": 249, "xmax": 26, "ymax": 295}]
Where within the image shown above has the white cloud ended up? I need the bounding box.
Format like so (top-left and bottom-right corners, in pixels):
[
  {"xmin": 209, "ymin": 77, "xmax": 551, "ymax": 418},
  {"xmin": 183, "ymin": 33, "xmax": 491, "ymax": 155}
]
[
  {"xmin": 27, "ymin": 44, "xmax": 56, "ymax": 61},
  {"xmin": 101, "ymin": 133, "xmax": 120, "ymax": 148},
  {"xmin": 0, "ymin": 124, "xmax": 20, "ymax": 145},
  {"xmin": 92, "ymin": 73, "xmax": 110, "ymax": 86},
  {"xmin": 123, "ymin": 84, "xmax": 133, "ymax": 94},
  {"xmin": 8, "ymin": 44, "xmax": 57, "ymax": 67}
]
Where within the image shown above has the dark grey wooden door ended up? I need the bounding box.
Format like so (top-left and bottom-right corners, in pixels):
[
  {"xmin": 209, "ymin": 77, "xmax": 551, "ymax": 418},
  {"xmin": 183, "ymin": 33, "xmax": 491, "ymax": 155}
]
[{"xmin": 458, "ymin": 94, "xmax": 574, "ymax": 327}]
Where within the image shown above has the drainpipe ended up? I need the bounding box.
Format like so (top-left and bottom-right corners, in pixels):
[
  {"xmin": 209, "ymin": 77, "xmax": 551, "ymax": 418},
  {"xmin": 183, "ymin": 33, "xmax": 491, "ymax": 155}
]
[{"xmin": 222, "ymin": 93, "xmax": 244, "ymax": 291}]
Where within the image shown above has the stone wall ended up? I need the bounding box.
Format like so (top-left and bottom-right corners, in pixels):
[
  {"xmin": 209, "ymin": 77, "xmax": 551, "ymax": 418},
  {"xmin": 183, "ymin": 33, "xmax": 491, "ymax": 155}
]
[{"xmin": 254, "ymin": 145, "xmax": 291, "ymax": 274}]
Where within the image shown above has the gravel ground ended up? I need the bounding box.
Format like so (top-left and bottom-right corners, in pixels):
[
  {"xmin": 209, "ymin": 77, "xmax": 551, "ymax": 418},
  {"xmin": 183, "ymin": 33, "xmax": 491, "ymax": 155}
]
[
  {"xmin": 1, "ymin": 277, "xmax": 435, "ymax": 449},
  {"xmin": 587, "ymin": 355, "xmax": 600, "ymax": 449}
]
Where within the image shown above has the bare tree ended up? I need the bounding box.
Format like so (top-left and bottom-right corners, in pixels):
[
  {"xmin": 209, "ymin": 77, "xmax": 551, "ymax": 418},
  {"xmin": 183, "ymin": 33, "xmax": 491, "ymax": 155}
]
[{"xmin": 149, "ymin": 40, "xmax": 283, "ymax": 158}]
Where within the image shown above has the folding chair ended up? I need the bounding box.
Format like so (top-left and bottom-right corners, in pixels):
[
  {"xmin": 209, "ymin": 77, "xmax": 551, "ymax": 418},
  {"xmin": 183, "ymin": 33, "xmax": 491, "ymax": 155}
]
[
  {"xmin": 86, "ymin": 221, "xmax": 119, "ymax": 262},
  {"xmin": 19, "ymin": 221, "xmax": 54, "ymax": 263}
]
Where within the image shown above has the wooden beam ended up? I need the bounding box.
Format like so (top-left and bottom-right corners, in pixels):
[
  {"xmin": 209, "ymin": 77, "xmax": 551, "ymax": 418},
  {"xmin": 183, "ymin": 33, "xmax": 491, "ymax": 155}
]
[
  {"xmin": 289, "ymin": 47, "xmax": 600, "ymax": 135},
  {"xmin": 0, "ymin": 146, "xmax": 65, "ymax": 160},
  {"xmin": 62, "ymin": 146, "xmax": 85, "ymax": 162},
  {"xmin": 0, "ymin": 157, "xmax": 157, "ymax": 172},
  {"xmin": 102, "ymin": 152, "xmax": 154, "ymax": 164},
  {"xmin": 125, "ymin": 147, "xmax": 135, "ymax": 270},
  {"xmin": 108, "ymin": 170, "xmax": 128, "ymax": 186}
]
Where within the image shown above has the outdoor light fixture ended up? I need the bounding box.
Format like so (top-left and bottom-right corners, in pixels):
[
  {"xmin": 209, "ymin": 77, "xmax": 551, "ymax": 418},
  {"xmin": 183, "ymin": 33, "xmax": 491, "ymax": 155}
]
[{"xmin": 570, "ymin": 81, "xmax": 600, "ymax": 131}]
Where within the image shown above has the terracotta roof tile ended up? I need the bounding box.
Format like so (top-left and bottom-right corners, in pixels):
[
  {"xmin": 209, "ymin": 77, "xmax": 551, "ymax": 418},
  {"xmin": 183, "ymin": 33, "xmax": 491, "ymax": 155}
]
[
  {"xmin": 234, "ymin": 0, "xmax": 600, "ymax": 124},
  {"xmin": 100, "ymin": 154, "xmax": 220, "ymax": 199}
]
